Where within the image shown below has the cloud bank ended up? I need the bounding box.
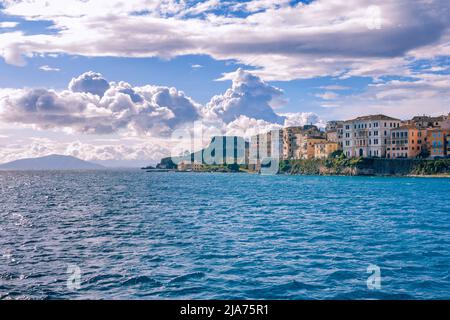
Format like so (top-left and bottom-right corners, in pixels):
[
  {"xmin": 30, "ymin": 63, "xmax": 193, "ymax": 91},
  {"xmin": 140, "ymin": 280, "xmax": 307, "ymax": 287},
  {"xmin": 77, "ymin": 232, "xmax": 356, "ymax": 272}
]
[
  {"xmin": 0, "ymin": 69, "xmax": 318, "ymax": 138},
  {"xmin": 0, "ymin": 0, "xmax": 449, "ymax": 80},
  {"xmin": 206, "ymin": 68, "xmax": 286, "ymax": 124}
]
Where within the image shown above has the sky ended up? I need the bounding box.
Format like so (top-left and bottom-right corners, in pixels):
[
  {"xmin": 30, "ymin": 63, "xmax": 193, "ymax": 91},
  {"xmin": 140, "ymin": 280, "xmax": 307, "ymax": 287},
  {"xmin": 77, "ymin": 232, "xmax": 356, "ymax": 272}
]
[{"xmin": 0, "ymin": 0, "xmax": 449, "ymax": 166}]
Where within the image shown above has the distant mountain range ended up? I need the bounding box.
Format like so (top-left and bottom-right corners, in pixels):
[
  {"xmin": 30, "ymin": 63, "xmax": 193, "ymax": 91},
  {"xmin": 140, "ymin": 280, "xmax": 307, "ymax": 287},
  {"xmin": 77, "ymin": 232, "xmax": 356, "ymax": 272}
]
[{"xmin": 0, "ymin": 154, "xmax": 105, "ymax": 170}]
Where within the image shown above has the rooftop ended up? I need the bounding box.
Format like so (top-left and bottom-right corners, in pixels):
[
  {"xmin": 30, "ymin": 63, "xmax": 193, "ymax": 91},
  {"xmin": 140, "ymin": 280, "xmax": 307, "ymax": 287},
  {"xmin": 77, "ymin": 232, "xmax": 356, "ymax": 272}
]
[
  {"xmin": 345, "ymin": 114, "xmax": 401, "ymax": 122},
  {"xmin": 392, "ymin": 124, "xmax": 420, "ymax": 130}
]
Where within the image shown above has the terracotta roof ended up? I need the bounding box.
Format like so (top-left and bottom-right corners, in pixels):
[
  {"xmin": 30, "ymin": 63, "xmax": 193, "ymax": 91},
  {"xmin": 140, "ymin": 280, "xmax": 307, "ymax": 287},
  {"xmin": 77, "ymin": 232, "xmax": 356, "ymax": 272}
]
[{"xmin": 344, "ymin": 114, "xmax": 401, "ymax": 122}]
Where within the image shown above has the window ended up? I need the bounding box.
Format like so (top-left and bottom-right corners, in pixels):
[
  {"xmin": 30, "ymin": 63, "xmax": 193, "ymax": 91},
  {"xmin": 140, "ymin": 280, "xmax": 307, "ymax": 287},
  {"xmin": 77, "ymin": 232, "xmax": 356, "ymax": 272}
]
[{"xmin": 374, "ymin": 131, "xmax": 379, "ymax": 136}]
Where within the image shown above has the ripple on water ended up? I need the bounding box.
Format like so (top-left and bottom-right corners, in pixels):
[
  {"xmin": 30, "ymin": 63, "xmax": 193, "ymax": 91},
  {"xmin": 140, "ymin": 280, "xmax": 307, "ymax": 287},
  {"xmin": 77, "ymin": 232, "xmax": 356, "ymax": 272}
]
[{"xmin": 1, "ymin": 171, "xmax": 450, "ymax": 299}]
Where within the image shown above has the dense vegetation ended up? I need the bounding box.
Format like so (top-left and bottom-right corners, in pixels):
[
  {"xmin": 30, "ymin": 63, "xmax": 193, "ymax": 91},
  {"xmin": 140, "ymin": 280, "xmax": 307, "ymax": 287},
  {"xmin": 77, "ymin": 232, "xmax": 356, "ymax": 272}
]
[
  {"xmin": 279, "ymin": 151, "xmax": 364, "ymax": 175},
  {"xmin": 411, "ymin": 159, "xmax": 450, "ymax": 175},
  {"xmin": 279, "ymin": 150, "xmax": 450, "ymax": 176}
]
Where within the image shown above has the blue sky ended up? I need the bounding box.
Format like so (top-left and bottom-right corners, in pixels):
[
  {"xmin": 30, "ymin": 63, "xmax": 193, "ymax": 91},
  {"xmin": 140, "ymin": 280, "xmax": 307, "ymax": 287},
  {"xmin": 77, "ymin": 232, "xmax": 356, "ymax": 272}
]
[
  {"xmin": 0, "ymin": 0, "xmax": 449, "ymax": 165},
  {"xmin": 0, "ymin": 53, "xmax": 373, "ymax": 116}
]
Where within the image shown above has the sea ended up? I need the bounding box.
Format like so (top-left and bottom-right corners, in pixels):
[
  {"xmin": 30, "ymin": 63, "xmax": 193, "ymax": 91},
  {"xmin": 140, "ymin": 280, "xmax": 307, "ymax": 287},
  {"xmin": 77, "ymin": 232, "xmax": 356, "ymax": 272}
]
[{"xmin": 1, "ymin": 170, "xmax": 449, "ymax": 299}]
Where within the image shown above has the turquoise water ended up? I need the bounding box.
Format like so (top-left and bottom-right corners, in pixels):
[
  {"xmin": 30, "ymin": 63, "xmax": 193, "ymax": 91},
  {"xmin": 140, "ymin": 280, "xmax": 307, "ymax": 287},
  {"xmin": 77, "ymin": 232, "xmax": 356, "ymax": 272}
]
[{"xmin": 1, "ymin": 171, "xmax": 450, "ymax": 299}]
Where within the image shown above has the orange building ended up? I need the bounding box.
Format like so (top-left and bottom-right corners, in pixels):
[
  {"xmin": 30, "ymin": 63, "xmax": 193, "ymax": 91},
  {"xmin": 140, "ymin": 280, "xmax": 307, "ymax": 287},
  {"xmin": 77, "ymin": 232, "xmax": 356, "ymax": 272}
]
[
  {"xmin": 387, "ymin": 125, "xmax": 427, "ymax": 159},
  {"xmin": 427, "ymin": 128, "xmax": 448, "ymax": 158}
]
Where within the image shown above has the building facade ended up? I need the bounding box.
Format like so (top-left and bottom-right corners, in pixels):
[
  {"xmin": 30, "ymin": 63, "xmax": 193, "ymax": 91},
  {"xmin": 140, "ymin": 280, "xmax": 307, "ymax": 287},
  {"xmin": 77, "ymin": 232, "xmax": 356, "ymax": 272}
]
[
  {"xmin": 282, "ymin": 125, "xmax": 324, "ymax": 160},
  {"xmin": 315, "ymin": 142, "xmax": 339, "ymax": 159},
  {"xmin": 446, "ymin": 134, "xmax": 450, "ymax": 156},
  {"xmin": 249, "ymin": 130, "xmax": 283, "ymax": 170},
  {"xmin": 387, "ymin": 125, "xmax": 427, "ymax": 159},
  {"xmin": 407, "ymin": 115, "xmax": 448, "ymax": 129},
  {"xmin": 427, "ymin": 128, "xmax": 448, "ymax": 158},
  {"xmin": 282, "ymin": 126, "xmax": 305, "ymax": 159},
  {"xmin": 342, "ymin": 115, "xmax": 402, "ymax": 158}
]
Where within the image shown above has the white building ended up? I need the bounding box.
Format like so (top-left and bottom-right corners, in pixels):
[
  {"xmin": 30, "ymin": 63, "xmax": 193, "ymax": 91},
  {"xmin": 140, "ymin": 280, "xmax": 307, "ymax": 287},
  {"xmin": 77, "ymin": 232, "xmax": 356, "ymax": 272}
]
[{"xmin": 342, "ymin": 115, "xmax": 402, "ymax": 158}]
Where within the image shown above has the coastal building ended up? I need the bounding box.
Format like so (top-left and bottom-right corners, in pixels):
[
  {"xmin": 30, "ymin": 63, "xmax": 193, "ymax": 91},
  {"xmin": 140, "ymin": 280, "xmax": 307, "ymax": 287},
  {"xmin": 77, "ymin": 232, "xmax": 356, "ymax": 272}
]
[
  {"xmin": 337, "ymin": 124, "xmax": 344, "ymax": 150},
  {"xmin": 326, "ymin": 130, "xmax": 339, "ymax": 143},
  {"xmin": 325, "ymin": 121, "xmax": 343, "ymax": 145},
  {"xmin": 427, "ymin": 128, "xmax": 448, "ymax": 158},
  {"xmin": 303, "ymin": 137, "xmax": 327, "ymax": 159},
  {"xmin": 407, "ymin": 115, "xmax": 448, "ymax": 129},
  {"xmin": 387, "ymin": 125, "xmax": 427, "ymax": 159},
  {"xmin": 177, "ymin": 160, "xmax": 192, "ymax": 171},
  {"xmin": 446, "ymin": 134, "xmax": 450, "ymax": 156},
  {"xmin": 249, "ymin": 130, "xmax": 283, "ymax": 170},
  {"xmin": 249, "ymin": 134, "xmax": 260, "ymax": 171},
  {"xmin": 282, "ymin": 125, "xmax": 324, "ymax": 160},
  {"xmin": 326, "ymin": 121, "xmax": 344, "ymax": 132},
  {"xmin": 192, "ymin": 162, "xmax": 204, "ymax": 171},
  {"xmin": 290, "ymin": 126, "xmax": 325, "ymax": 159},
  {"xmin": 342, "ymin": 114, "xmax": 402, "ymax": 158},
  {"xmin": 443, "ymin": 114, "xmax": 450, "ymax": 130},
  {"xmin": 314, "ymin": 142, "xmax": 339, "ymax": 159},
  {"xmin": 282, "ymin": 126, "xmax": 304, "ymax": 159},
  {"xmin": 178, "ymin": 161, "xmax": 204, "ymax": 171}
]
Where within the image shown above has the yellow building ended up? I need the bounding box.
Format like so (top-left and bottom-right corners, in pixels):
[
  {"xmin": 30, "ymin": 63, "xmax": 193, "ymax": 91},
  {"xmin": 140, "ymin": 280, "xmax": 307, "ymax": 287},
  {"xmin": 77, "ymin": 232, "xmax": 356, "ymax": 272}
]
[
  {"xmin": 314, "ymin": 142, "xmax": 339, "ymax": 159},
  {"xmin": 192, "ymin": 162, "xmax": 204, "ymax": 171},
  {"xmin": 303, "ymin": 137, "xmax": 327, "ymax": 159}
]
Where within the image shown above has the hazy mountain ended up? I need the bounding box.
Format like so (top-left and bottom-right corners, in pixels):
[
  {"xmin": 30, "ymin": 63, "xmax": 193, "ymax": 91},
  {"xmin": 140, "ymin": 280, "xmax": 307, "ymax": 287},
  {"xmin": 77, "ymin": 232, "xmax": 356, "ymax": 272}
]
[{"xmin": 0, "ymin": 154, "xmax": 105, "ymax": 170}]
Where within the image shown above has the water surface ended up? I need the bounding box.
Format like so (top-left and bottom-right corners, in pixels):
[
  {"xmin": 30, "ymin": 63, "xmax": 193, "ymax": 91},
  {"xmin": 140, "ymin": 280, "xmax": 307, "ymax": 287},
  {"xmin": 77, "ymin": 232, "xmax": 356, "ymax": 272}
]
[{"xmin": 1, "ymin": 171, "xmax": 449, "ymax": 299}]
